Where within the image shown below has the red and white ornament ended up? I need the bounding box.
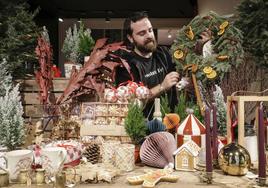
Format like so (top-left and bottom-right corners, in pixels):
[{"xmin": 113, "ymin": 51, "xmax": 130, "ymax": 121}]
[
  {"xmin": 126, "ymin": 81, "xmax": 139, "ymax": 97},
  {"xmin": 136, "ymin": 86, "xmax": 150, "ymax": 100},
  {"xmin": 116, "ymin": 85, "xmax": 129, "ymax": 102},
  {"xmin": 104, "ymin": 88, "xmax": 117, "ymax": 103}
]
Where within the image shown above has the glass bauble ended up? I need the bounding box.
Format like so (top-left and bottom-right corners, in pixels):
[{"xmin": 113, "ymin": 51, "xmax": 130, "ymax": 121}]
[{"xmin": 218, "ymin": 142, "xmax": 251, "ymax": 176}]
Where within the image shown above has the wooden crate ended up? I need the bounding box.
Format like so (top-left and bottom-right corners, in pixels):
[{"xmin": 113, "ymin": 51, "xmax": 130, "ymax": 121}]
[
  {"xmin": 80, "ymin": 102, "xmax": 129, "ymax": 137},
  {"xmin": 227, "ymin": 95, "xmax": 268, "ymax": 147},
  {"xmin": 16, "ymin": 78, "xmax": 69, "ymax": 132}
]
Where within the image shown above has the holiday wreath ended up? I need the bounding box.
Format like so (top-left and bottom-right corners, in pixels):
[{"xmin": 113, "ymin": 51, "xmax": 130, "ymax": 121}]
[{"xmin": 171, "ymin": 11, "xmax": 244, "ymax": 85}]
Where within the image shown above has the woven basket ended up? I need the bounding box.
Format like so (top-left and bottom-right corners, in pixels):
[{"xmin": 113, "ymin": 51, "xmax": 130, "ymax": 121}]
[
  {"xmin": 102, "ymin": 141, "xmax": 120, "ymax": 165},
  {"xmin": 115, "ymin": 144, "xmax": 135, "ymax": 172}
]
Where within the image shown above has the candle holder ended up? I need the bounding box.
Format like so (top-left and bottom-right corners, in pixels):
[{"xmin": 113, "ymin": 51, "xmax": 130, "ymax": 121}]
[
  {"xmin": 199, "ymin": 171, "xmax": 213, "ymax": 184},
  {"xmin": 18, "ymin": 168, "xmax": 28, "ymax": 184},
  {"xmin": 258, "ymin": 177, "xmax": 267, "ymax": 187},
  {"xmin": 212, "ymin": 159, "xmax": 219, "ymax": 169},
  {"xmin": 205, "ymin": 172, "xmax": 213, "ymax": 184}
]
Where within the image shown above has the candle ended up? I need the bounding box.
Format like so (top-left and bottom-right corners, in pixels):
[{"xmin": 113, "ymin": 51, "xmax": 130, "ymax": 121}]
[
  {"xmin": 258, "ymin": 103, "xmax": 266, "ymax": 182},
  {"xmin": 205, "ymin": 107, "xmax": 213, "ymax": 173},
  {"xmin": 153, "ymin": 98, "xmax": 162, "ymax": 121},
  {"xmin": 212, "ymin": 104, "xmax": 218, "ymax": 162}
]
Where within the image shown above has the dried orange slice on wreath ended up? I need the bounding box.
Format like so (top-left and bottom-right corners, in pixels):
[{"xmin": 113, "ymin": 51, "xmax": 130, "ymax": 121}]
[
  {"xmin": 218, "ymin": 29, "xmax": 225, "ymax": 36},
  {"xmin": 186, "ymin": 26, "xmax": 194, "ymax": 40},
  {"xmin": 203, "ymin": 66, "xmax": 213, "ymax": 74},
  {"xmin": 219, "ymin": 21, "xmax": 229, "ymax": 30},
  {"xmin": 206, "ymin": 70, "xmax": 217, "ymax": 79},
  {"xmin": 173, "ymin": 50, "xmax": 184, "ymax": 60},
  {"xmin": 217, "ymin": 55, "xmax": 229, "ymax": 61}
]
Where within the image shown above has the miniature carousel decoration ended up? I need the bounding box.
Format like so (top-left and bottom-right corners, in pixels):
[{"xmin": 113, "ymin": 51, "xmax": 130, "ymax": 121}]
[{"xmin": 176, "ymin": 113, "xmax": 206, "ymax": 148}]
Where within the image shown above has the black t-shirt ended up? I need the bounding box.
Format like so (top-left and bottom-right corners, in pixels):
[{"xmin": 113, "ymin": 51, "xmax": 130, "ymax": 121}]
[{"xmin": 115, "ymin": 46, "xmax": 178, "ymax": 120}]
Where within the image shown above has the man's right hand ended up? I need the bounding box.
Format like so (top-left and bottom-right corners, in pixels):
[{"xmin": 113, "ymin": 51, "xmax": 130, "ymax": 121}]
[{"xmin": 161, "ymin": 71, "xmax": 180, "ymax": 91}]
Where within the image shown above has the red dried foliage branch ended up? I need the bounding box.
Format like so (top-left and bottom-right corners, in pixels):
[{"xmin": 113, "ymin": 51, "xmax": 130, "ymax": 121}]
[
  {"xmin": 56, "ymin": 38, "xmax": 132, "ymax": 105},
  {"xmin": 35, "ymin": 36, "xmax": 54, "ymax": 105}
]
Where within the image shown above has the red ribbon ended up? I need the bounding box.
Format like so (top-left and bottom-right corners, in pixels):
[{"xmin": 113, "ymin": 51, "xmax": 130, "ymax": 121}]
[{"xmin": 230, "ymin": 101, "xmax": 238, "ymax": 141}]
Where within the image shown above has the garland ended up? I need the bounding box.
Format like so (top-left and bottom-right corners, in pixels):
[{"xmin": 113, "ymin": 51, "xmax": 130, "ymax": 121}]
[{"xmin": 171, "ymin": 11, "xmax": 244, "ymax": 85}]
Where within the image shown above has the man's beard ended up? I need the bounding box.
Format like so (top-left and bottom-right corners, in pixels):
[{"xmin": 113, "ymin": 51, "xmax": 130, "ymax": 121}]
[{"xmin": 134, "ymin": 38, "xmax": 157, "ymax": 53}]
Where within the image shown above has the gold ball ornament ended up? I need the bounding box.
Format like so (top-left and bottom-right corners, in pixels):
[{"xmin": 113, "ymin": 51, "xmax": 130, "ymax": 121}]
[{"xmin": 218, "ymin": 143, "xmax": 251, "ymax": 176}]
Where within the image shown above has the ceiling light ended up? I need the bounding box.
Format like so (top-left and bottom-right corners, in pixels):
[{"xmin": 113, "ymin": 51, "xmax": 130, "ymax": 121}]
[
  {"xmin": 58, "ymin": 18, "xmax": 63, "ymax": 22},
  {"xmin": 167, "ymin": 30, "xmax": 172, "ymax": 38}
]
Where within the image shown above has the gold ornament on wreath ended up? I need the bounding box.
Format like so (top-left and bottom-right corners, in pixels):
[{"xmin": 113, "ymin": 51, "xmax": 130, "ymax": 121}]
[{"xmin": 171, "ymin": 11, "xmax": 244, "ymax": 84}]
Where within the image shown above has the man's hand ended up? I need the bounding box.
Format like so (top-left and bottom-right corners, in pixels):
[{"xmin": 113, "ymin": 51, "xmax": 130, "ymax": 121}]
[
  {"xmin": 87, "ymin": 48, "xmax": 109, "ymax": 68},
  {"xmin": 161, "ymin": 71, "xmax": 180, "ymax": 91}
]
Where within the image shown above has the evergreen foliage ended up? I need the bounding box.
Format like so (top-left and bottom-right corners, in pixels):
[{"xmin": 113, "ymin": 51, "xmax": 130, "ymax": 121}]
[
  {"xmin": 62, "ymin": 22, "xmax": 95, "ymax": 64},
  {"xmin": 236, "ymin": 0, "xmax": 268, "ymax": 67},
  {"xmin": 78, "ymin": 24, "xmax": 95, "ymax": 63},
  {"xmin": 160, "ymin": 93, "xmax": 171, "ymax": 117},
  {"xmin": 62, "ymin": 24, "xmax": 80, "ymax": 63},
  {"xmin": 0, "ymin": 1, "xmax": 40, "ymax": 77},
  {"xmin": 213, "ymin": 85, "xmax": 227, "ymax": 136},
  {"xmin": 175, "ymin": 92, "xmax": 203, "ymax": 122},
  {"xmin": 124, "ymin": 103, "xmax": 147, "ymax": 145},
  {"xmin": 0, "ymin": 59, "xmax": 12, "ymax": 96},
  {"xmin": 0, "ymin": 59, "xmax": 24, "ymax": 150}
]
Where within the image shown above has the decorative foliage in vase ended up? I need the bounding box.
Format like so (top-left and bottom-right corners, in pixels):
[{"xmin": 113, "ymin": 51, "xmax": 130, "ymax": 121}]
[
  {"xmin": 213, "ymin": 85, "xmax": 226, "ymax": 136},
  {"xmin": 124, "ymin": 103, "xmax": 147, "ymax": 145},
  {"xmin": 0, "ymin": 59, "xmax": 24, "ymax": 150}
]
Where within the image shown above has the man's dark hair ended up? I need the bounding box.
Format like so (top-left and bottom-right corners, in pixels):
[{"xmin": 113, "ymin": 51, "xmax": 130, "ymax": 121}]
[
  {"xmin": 123, "ymin": 11, "xmax": 148, "ymax": 49},
  {"xmin": 123, "ymin": 11, "xmax": 148, "ymax": 36}
]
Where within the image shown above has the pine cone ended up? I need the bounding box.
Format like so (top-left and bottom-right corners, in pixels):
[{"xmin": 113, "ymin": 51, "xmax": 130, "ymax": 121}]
[{"xmin": 83, "ymin": 143, "xmax": 100, "ymax": 164}]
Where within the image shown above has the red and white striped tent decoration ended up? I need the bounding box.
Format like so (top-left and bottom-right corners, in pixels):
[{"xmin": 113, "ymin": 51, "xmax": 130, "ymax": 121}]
[{"xmin": 176, "ymin": 114, "xmax": 206, "ymax": 148}]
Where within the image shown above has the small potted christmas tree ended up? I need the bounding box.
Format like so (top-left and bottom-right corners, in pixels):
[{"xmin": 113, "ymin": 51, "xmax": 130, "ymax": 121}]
[
  {"xmin": 0, "ymin": 59, "xmax": 25, "ymax": 150},
  {"xmin": 78, "ymin": 24, "xmax": 95, "ymax": 63},
  {"xmin": 124, "ymin": 102, "xmax": 147, "ymax": 162},
  {"xmin": 213, "ymin": 85, "xmax": 227, "ymax": 144},
  {"xmin": 62, "ymin": 22, "xmax": 95, "ymax": 78},
  {"xmin": 62, "ymin": 23, "xmax": 81, "ymax": 78}
]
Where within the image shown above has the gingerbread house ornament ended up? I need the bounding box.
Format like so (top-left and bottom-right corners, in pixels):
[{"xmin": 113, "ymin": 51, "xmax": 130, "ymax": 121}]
[
  {"xmin": 173, "ymin": 140, "xmax": 201, "ymax": 171},
  {"xmin": 176, "ymin": 114, "xmax": 205, "ymax": 148}
]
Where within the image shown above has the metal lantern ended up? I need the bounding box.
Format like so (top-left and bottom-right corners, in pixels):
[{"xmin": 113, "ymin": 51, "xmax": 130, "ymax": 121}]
[{"xmin": 218, "ymin": 142, "xmax": 251, "ymax": 176}]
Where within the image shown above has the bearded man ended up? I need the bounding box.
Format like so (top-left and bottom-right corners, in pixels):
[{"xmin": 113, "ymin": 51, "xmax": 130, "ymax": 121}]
[{"xmin": 115, "ymin": 11, "xmax": 179, "ymax": 120}]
